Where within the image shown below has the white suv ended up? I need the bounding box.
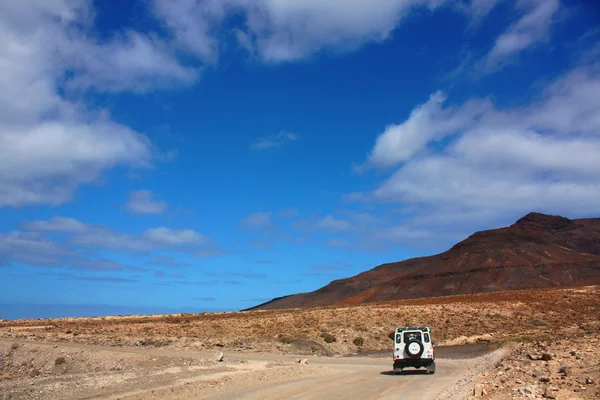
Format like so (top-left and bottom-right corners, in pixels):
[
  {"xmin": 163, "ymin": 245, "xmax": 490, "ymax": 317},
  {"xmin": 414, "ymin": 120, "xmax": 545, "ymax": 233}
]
[{"xmin": 393, "ymin": 326, "xmax": 436, "ymax": 374}]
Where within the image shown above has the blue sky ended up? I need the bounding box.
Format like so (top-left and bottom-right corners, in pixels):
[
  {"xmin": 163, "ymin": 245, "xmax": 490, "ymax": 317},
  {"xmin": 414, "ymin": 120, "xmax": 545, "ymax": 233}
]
[{"xmin": 1, "ymin": 0, "xmax": 600, "ymax": 319}]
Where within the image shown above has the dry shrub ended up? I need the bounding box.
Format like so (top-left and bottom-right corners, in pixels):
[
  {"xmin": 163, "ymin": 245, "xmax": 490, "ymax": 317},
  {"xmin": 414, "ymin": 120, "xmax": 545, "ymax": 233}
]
[
  {"xmin": 277, "ymin": 334, "xmax": 295, "ymax": 344},
  {"xmin": 320, "ymin": 333, "xmax": 336, "ymax": 343}
]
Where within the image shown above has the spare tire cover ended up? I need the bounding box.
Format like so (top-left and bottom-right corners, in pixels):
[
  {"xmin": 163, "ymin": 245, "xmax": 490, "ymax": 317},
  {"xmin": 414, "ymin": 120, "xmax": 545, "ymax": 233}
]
[{"xmin": 406, "ymin": 339, "xmax": 424, "ymax": 358}]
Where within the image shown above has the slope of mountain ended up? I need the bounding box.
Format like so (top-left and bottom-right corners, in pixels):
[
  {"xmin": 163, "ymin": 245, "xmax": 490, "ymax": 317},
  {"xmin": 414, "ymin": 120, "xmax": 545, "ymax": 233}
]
[{"xmin": 249, "ymin": 212, "xmax": 600, "ymax": 310}]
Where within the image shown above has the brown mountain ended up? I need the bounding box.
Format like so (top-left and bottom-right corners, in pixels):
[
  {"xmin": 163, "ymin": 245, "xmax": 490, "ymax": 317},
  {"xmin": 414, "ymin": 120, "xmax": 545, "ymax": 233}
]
[{"xmin": 249, "ymin": 212, "xmax": 600, "ymax": 310}]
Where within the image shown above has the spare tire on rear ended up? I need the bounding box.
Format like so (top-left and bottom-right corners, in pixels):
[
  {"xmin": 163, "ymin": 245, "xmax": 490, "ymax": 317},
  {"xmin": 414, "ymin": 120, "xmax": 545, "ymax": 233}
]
[{"xmin": 405, "ymin": 339, "xmax": 424, "ymax": 358}]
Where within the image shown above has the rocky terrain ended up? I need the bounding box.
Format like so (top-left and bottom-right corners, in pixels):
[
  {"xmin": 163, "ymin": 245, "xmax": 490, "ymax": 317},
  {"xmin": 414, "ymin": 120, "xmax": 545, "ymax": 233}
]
[
  {"xmin": 1, "ymin": 285, "xmax": 598, "ymax": 399},
  {"xmin": 468, "ymin": 336, "xmax": 600, "ymax": 399},
  {"xmin": 1, "ymin": 286, "xmax": 598, "ymax": 357},
  {"xmin": 250, "ymin": 212, "xmax": 600, "ymax": 310}
]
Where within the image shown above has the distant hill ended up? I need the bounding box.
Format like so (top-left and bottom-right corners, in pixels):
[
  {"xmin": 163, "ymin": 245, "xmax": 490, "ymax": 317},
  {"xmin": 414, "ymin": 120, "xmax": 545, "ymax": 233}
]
[{"xmin": 249, "ymin": 212, "xmax": 600, "ymax": 310}]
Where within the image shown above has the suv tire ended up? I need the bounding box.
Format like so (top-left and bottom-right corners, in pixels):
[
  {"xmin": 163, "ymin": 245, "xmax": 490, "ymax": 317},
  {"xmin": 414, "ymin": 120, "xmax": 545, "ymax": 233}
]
[{"xmin": 405, "ymin": 339, "xmax": 424, "ymax": 358}]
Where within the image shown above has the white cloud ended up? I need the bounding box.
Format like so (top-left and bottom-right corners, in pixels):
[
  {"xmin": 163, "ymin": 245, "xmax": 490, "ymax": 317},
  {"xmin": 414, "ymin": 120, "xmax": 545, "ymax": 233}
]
[
  {"xmin": 20, "ymin": 217, "xmax": 89, "ymax": 233},
  {"xmin": 237, "ymin": 0, "xmax": 444, "ymax": 62},
  {"xmin": 126, "ymin": 190, "xmax": 168, "ymax": 215},
  {"xmin": 152, "ymin": 0, "xmax": 499, "ymax": 63},
  {"xmin": 0, "ymin": 1, "xmax": 194, "ymax": 208},
  {"xmin": 21, "ymin": 217, "xmax": 221, "ymax": 257},
  {"xmin": 251, "ymin": 132, "xmax": 298, "ymax": 150},
  {"xmin": 360, "ymin": 92, "xmax": 491, "ymax": 170},
  {"xmin": 359, "ymin": 58, "xmax": 600, "ymax": 233},
  {"xmin": 484, "ymin": 0, "xmax": 560, "ymax": 72},
  {"xmin": 0, "ymin": 231, "xmax": 75, "ymax": 267},
  {"xmin": 142, "ymin": 227, "xmax": 209, "ymax": 246},
  {"xmin": 66, "ymin": 30, "xmax": 198, "ymax": 93},
  {"xmin": 151, "ymin": 0, "xmax": 227, "ymax": 61},
  {"xmin": 0, "ymin": 121, "xmax": 153, "ymax": 207},
  {"xmin": 0, "ymin": 0, "xmax": 526, "ymax": 208}
]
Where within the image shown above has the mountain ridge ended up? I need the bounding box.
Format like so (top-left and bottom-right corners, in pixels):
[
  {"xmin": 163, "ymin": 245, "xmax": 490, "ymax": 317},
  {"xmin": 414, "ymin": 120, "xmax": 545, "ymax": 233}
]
[{"xmin": 248, "ymin": 212, "xmax": 600, "ymax": 310}]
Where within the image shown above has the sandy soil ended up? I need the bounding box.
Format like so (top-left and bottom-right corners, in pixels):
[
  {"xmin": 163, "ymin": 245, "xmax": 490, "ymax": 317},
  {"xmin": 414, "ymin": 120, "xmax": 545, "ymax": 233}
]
[
  {"xmin": 0, "ymin": 338, "xmax": 508, "ymax": 400},
  {"xmin": 1, "ymin": 285, "xmax": 598, "ymax": 399}
]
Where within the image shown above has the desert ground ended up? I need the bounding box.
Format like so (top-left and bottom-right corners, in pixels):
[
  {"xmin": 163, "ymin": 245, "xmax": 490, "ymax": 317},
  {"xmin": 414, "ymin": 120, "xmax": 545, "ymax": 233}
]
[{"xmin": 1, "ymin": 285, "xmax": 598, "ymax": 399}]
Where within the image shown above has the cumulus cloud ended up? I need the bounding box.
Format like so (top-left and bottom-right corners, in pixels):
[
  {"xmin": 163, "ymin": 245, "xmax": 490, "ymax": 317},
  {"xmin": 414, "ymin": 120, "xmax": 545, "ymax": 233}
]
[
  {"xmin": 65, "ymin": 30, "xmax": 197, "ymax": 93},
  {"xmin": 359, "ymin": 92, "xmax": 491, "ymax": 170},
  {"xmin": 357, "ymin": 58, "xmax": 600, "ymax": 241},
  {"xmin": 0, "ymin": 120, "xmax": 153, "ymax": 207},
  {"xmin": 126, "ymin": 190, "xmax": 168, "ymax": 215},
  {"xmin": 0, "ymin": 0, "xmax": 531, "ymax": 208},
  {"xmin": 251, "ymin": 132, "xmax": 298, "ymax": 150},
  {"xmin": 152, "ymin": 0, "xmax": 499, "ymax": 63},
  {"xmin": 0, "ymin": 1, "xmax": 195, "ymax": 208}
]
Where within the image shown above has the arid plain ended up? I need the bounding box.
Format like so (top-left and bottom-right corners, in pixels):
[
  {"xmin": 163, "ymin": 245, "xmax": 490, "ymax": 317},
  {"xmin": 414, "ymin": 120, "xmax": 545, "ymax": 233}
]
[{"xmin": 1, "ymin": 285, "xmax": 598, "ymax": 399}]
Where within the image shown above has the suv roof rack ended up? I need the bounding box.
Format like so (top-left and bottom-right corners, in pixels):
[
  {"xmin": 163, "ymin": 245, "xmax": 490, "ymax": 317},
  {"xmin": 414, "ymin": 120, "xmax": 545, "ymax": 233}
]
[{"xmin": 395, "ymin": 326, "xmax": 430, "ymax": 332}]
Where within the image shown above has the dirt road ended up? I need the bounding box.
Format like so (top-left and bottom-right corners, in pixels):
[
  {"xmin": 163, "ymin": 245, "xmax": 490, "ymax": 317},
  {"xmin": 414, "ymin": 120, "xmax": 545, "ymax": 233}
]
[
  {"xmin": 0, "ymin": 338, "xmax": 507, "ymax": 399},
  {"xmin": 200, "ymin": 351, "xmax": 507, "ymax": 400}
]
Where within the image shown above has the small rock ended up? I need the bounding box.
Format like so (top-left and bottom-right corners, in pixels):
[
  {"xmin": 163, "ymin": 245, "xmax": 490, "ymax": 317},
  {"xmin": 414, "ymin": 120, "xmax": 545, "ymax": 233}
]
[
  {"xmin": 540, "ymin": 377, "xmax": 551, "ymax": 383},
  {"xmin": 301, "ymin": 359, "xmax": 309, "ymax": 365},
  {"xmin": 213, "ymin": 351, "xmax": 224, "ymax": 362},
  {"xmin": 570, "ymin": 351, "xmax": 576, "ymax": 356},
  {"xmin": 541, "ymin": 353, "xmax": 552, "ymax": 361},
  {"xmin": 542, "ymin": 388, "xmax": 556, "ymax": 399},
  {"xmin": 473, "ymin": 384, "xmax": 484, "ymax": 397},
  {"xmin": 559, "ymin": 366, "xmax": 570, "ymax": 376},
  {"xmin": 518, "ymin": 385, "xmax": 537, "ymax": 395},
  {"xmin": 498, "ymin": 371, "xmax": 504, "ymax": 376},
  {"xmin": 529, "ymin": 353, "xmax": 543, "ymax": 360},
  {"xmin": 29, "ymin": 369, "xmax": 40, "ymax": 377},
  {"xmin": 586, "ymin": 378, "xmax": 594, "ymax": 385}
]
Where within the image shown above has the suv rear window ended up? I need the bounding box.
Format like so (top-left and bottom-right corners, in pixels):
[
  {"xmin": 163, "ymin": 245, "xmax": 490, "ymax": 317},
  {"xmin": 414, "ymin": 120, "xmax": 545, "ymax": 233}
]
[{"xmin": 403, "ymin": 332, "xmax": 422, "ymax": 342}]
